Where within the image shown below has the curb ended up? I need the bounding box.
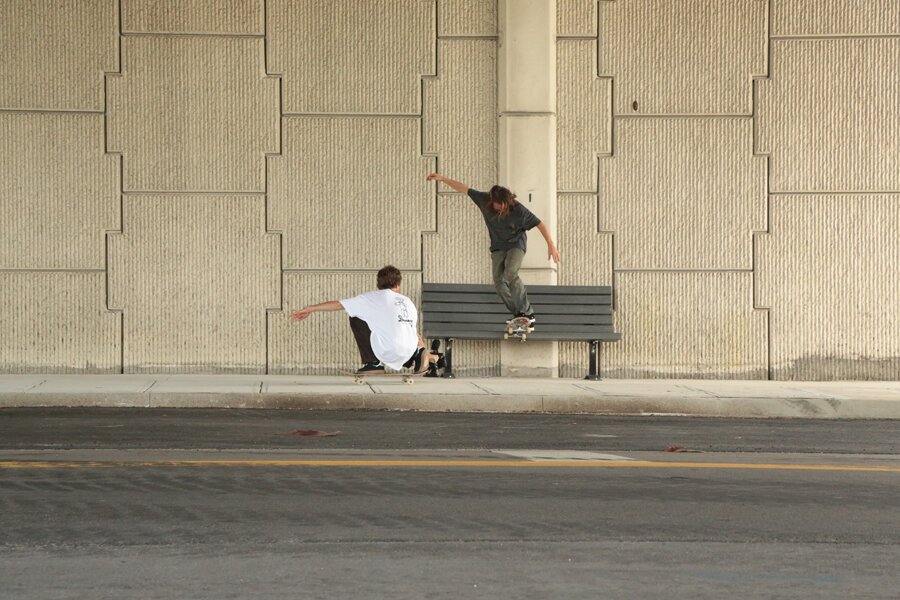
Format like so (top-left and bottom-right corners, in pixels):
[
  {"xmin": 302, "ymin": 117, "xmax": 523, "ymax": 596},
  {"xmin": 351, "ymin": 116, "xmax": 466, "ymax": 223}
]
[{"xmin": 2, "ymin": 392, "xmax": 900, "ymax": 419}]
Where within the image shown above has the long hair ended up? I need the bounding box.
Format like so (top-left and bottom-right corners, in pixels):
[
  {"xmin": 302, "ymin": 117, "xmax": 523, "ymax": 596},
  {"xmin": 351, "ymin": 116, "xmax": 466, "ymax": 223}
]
[{"xmin": 488, "ymin": 185, "xmax": 517, "ymax": 219}]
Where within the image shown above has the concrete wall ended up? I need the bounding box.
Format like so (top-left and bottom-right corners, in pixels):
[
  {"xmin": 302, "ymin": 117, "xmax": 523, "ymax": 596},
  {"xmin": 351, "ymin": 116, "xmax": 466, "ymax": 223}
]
[{"xmin": 1, "ymin": 0, "xmax": 897, "ymax": 379}]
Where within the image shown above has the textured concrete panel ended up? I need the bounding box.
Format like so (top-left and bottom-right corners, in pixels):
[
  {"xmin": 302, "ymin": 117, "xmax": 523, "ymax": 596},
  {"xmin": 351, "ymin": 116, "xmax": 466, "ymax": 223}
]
[
  {"xmin": 439, "ymin": 0, "xmax": 496, "ymax": 36},
  {"xmin": 757, "ymin": 39, "xmax": 900, "ymax": 192},
  {"xmin": 271, "ymin": 271, "xmax": 423, "ymax": 374},
  {"xmin": 604, "ymin": 272, "xmax": 767, "ymax": 379},
  {"xmin": 0, "ymin": 272, "xmax": 120, "ymax": 373},
  {"xmin": 756, "ymin": 195, "xmax": 900, "ymax": 380},
  {"xmin": 268, "ymin": 0, "xmax": 435, "ymax": 114},
  {"xmin": 599, "ymin": 0, "xmax": 766, "ymax": 115},
  {"xmin": 557, "ymin": 40, "xmax": 611, "ymax": 192},
  {"xmin": 558, "ymin": 194, "xmax": 614, "ymax": 378},
  {"xmin": 558, "ymin": 0, "xmax": 597, "ymax": 37},
  {"xmin": 601, "ymin": 118, "xmax": 765, "ymax": 270},
  {"xmin": 0, "ymin": 113, "xmax": 119, "ymax": 269},
  {"xmin": 107, "ymin": 36, "xmax": 278, "ymax": 192},
  {"xmin": 108, "ymin": 195, "xmax": 279, "ymax": 373},
  {"xmin": 423, "ymin": 194, "xmax": 494, "ymax": 284},
  {"xmin": 559, "ymin": 341, "xmax": 596, "ymax": 379},
  {"xmin": 558, "ymin": 195, "xmax": 613, "ymax": 285},
  {"xmin": 0, "ymin": 0, "xmax": 117, "ymax": 110},
  {"xmin": 122, "ymin": 0, "xmax": 263, "ymax": 34},
  {"xmin": 270, "ymin": 117, "xmax": 435, "ymax": 270},
  {"xmin": 772, "ymin": 0, "xmax": 900, "ymax": 36},
  {"xmin": 423, "ymin": 39, "xmax": 498, "ymax": 187}
]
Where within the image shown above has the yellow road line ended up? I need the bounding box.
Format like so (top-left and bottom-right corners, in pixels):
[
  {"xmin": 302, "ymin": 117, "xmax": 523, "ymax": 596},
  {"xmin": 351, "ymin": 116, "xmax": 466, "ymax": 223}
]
[{"xmin": 0, "ymin": 460, "xmax": 898, "ymax": 473}]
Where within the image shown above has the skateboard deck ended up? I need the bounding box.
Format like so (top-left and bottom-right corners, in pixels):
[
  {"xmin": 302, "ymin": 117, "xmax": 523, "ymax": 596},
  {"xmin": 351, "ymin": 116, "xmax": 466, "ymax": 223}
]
[
  {"xmin": 342, "ymin": 370, "xmax": 425, "ymax": 385},
  {"xmin": 504, "ymin": 316, "xmax": 535, "ymax": 342}
]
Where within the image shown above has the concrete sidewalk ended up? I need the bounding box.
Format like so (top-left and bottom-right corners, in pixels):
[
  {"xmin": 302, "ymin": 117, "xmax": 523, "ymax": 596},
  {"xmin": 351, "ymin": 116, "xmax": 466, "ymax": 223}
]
[{"xmin": 1, "ymin": 375, "xmax": 899, "ymax": 419}]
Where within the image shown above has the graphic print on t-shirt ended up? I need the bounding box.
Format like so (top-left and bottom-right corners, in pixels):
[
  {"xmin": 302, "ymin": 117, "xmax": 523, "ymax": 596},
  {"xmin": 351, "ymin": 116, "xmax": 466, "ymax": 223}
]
[{"xmin": 395, "ymin": 297, "xmax": 414, "ymax": 326}]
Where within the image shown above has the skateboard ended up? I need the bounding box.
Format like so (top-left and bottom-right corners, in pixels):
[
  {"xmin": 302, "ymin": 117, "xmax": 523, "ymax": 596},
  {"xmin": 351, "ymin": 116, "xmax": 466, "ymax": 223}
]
[
  {"xmin": 345, "ymin": 341, "xmax": 446, "ymax": 384},
  {"xmin": 344, "ymin": 370, "xmax": 424, "ymax": 385},
  {"xmin": 504, "ymin": 316, "xmax": 535, "ymax": 342}
]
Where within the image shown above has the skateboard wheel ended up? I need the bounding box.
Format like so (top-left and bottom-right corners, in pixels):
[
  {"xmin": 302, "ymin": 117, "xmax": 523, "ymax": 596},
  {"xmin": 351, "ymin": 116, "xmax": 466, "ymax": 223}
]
[
  {"xmin": 403, "ymin": 377, "xmax": 413, "ymax": 385},
  {"xmin": 503, "ymin": 333, "xmax": 509, "ymax": 340},
  {"xmin": 520, "ymin": 336, "xmax": 527, "ymax": 342},
  {"xmin": 353, "ymin": 377, "xmax": 364, "ymax": 384}
]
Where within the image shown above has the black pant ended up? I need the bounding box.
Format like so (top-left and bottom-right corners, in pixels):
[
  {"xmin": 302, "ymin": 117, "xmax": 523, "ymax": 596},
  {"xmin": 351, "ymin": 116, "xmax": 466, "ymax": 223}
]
[{"xmin": 349, "ymin": 317, "xmax": 377, "ymax": 364}]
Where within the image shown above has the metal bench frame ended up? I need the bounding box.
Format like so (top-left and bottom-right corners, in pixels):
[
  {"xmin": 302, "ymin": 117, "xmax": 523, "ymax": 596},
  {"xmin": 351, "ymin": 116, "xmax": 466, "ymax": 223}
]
[{"xmin": 422, "ymin": 283, "xmax": 621, "ymax": 380}]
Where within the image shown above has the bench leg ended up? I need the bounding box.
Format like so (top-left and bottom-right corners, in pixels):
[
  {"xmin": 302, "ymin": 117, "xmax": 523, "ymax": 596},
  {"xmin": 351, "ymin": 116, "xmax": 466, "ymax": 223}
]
[
  {"xmin": 584, "ymin": 340, "xmax": 601, "ymax": 381},
  {"xmin": 441, "ymin": 338, "xmax": 456, "ymax": 378}
]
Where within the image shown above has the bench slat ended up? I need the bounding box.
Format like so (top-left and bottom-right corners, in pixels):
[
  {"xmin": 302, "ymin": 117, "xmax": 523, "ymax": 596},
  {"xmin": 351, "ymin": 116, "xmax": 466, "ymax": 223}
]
[
  {"xmin": 424, "ymin": 329, "xmax": 622, "ymax": 341},
  {"xmin": 425, "ymin": 322, "xmax": 616, "ymax": 334},
  {"xmin": 424, "ymin": 283, "xmax": 612, "ymax": 295},
  {"xmin": 423, "ymin": 302, "xmax": 612, "ymax": 315},
  {"xmin": 423, "ymin": 292, "xmax": 609, "ymax": 305},
  {"xmin": 426, "ymin": 312, "xmax": 614, "ymax": 325}
]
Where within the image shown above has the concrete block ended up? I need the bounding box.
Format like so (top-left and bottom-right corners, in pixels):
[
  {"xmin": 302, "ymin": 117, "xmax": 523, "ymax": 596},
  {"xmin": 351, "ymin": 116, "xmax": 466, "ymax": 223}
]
[
  {"xmin": 604, "ymin": 272, "xmax": 768, "ymax": 379},
  {"xmin": 498, "ymin": 0, "xmax": 556, "ymax": 113},
  {"xmin": 557, "ymin": 194, "xmax": 613, "ymax": 285},
  {"xmin": 269, "ymin": 117, "xmax": 435, "ymax": 270},
  {"xmin": 0, "ymin": 113, "xmax": 118, "ymax": 269},
  {"xmin": 107, "ymin": 36, "xmax": 278, "ymax": 192},
  {"xmin": 0, "ymin": 272, "xmax": 120, "ymax": 373},
  {"xmin": 599, "ymin": 0, "xmax": 766, "ymax": 115},
  {"xmin": 558, "ymin": 0, "xmax": 597, "ymax": 37},
  {"xmin": 268, "ymin": 0, "xmax": 435, "ymax": 114},
  {"xmin": 270, "ymin": 271, "xmax": 423, "ymax": 375},
  {"xmin": 122, "ymin": 0, "xmax": 264, "ymax": 34},
  {"xmin": 600, "ymin": 117, "xmax": 766, "ymax": 270},
  {"xmin": 772, "ymin": 0, "xmax": 899, "ymax": 36},
  {"xmin": 423, "ymin": 39, "xmax": 498, "ymax": 188},
  {"xmin": 757, "ymin": 38, "xmax": 900, "ymax": 192},
  {"xmin": 107, "ymin": 195, "xmax": 279, "ymax": 373},
  {"xmin": 439, "ymin": 0, "xmax": 497, "ymax": 36},
  {"xmin": 756, "ymin": 194, "xmax": 900, "ymax": 380},
  {"xmin": 444, "ymin": 340, "xmax": 502, "ymax": 378},
  {"xmin": 423, "ymin": 194, "xmax": 494, "ymax": 284},
  {"xmin": 0, "ymin": 0, "xmax": 117, "ymax": 110},
  {"xmin": 557, "ymin": 40, "xmax": 612, "ymax": 192}
]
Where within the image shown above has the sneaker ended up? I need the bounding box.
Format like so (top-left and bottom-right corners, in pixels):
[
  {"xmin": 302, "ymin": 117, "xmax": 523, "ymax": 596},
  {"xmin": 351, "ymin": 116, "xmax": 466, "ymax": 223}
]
[
  {"xmin": 514, "ymin": 313, "xmax": 536, "ymax": 323},
  {"xmin": 356, "ymin": 360, "xmax": 385, "ymax": 374},
  {"xmin": 412, "ymin": 347, "xmax": 432, "ymax": 374}
]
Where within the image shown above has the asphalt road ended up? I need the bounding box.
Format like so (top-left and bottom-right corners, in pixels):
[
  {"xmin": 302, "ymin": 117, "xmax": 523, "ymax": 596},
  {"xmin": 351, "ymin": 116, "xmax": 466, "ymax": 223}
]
[{"xmin": 1, "ymin": 409, "xmax": 898, "ymax": 599}]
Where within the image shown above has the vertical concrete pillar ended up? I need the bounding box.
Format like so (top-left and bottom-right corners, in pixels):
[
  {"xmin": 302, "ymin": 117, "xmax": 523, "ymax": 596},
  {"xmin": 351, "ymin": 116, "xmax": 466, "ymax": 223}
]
[{"xmin": 498, "ymin": 0, "xmax": 558, "ymax": 377}]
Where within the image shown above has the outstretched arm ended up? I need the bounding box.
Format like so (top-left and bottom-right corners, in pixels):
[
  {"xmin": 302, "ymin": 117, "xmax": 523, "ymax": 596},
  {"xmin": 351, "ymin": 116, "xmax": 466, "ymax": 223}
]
[
  {"xmin": 291, "ymin": 300, "xmax": 344, "ymax": 321},
  {"xmin": 536, "ymin": 222, "xmax": 561, "ymax": 264},
  {"xmin": 426, "ymin": 173, "xmax": 469, "ymax": 195}
]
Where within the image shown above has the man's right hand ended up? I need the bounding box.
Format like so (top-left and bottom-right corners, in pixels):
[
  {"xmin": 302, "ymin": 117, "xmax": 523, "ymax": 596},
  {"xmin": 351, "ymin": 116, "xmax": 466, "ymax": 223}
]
[
  {"xmin": 290, "ymin": 307, "xmax": 313, "ymax": 321},
  {"xmin": 427, "ymin": 173, "xmax": 469, "ymax": 194}
]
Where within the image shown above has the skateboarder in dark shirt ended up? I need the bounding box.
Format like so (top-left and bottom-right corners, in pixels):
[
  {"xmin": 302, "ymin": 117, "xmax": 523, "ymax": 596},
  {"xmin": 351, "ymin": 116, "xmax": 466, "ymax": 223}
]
[{"xmin": 426, "ymin": 173, "xmax": 560, "ymax": 324}]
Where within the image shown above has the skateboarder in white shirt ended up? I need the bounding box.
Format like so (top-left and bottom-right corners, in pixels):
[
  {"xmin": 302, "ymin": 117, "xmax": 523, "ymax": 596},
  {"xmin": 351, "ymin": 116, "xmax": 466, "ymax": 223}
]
[{"xmin": 290, "ymin": 265, "xmax": 439, "ymax": 374}]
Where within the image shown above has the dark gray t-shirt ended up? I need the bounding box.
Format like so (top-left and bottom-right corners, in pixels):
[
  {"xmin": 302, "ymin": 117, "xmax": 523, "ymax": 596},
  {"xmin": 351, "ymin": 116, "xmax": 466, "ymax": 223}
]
[{"xmin": 468, "ymin": 188, "xmax": 542, "ymax": 252}]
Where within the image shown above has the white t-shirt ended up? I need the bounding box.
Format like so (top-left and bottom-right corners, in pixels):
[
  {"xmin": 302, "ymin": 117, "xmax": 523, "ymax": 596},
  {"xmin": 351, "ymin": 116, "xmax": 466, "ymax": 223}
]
[{"xmin": 339, "ymin": 289, "xmax": 419, "ymax": 370}]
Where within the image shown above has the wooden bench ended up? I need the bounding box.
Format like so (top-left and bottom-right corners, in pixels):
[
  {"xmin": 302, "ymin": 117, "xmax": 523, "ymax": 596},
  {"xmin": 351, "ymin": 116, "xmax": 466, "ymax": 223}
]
[{"xmin": 422, "ymin": 283, "xmax": 621, "ymax": 380}]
